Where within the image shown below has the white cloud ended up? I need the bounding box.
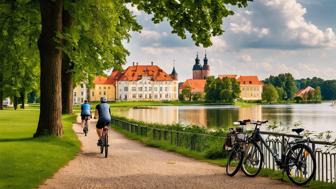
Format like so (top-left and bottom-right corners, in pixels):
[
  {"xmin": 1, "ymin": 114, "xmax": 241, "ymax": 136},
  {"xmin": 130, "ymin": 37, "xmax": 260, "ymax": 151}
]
[
  {"xmin": 139, "ymin": 29, "xmax": 161, "ymax": 40},
  {"xmin": 126, "ymin": 4, "xmax": 142, "ymax": 16},
  {"xmin": 225, "ymin": 0, "xmax": 336, "ymax": 49},
  {"xmin": 238, "ymin": 54, "xmax": 252, "ymax": 62},
  {"xmin": 141, "ymin": 47, "xmax": 179, "ymax": 55}
]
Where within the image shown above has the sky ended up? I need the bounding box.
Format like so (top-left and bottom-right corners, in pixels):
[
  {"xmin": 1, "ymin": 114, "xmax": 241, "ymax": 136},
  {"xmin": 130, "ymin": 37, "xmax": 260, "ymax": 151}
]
[{"xmin": 124, "ymin": 0, "xmax": 336, "ymax": 82}]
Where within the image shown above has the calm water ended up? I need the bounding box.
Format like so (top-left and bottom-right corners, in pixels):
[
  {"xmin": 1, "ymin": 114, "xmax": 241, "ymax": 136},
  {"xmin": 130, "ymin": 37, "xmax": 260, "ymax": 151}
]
[{"xmin": 112, "ymin": 102, "xmax": 336, "ymax": 133}]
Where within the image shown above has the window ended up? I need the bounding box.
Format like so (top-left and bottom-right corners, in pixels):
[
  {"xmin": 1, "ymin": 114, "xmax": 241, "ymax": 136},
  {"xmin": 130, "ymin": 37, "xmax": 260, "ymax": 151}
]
[
  {"xmin": 108, "ymin": 87, "xmax": 110, "ymax": 89},
  {"xmin": 92, "ymin": 92, "xmax": 94, "ymax": 97},
  {"xmin": 154, "ymin": 87, "xmax": 157, "ymax": 91},
  {"xmin": 165, "ymin": 87, "xmax": 168, "ymax": 91},
  {"xmin": 132, "ymin": 87, "xmax": 136, "ymax": 91},
  {"xmin": 160, "ymin": 87, "xmax": 162, "ymax": 91},
  {"xmin": 104, "ymin": 87, "xmax": 106, "ymax": 89},
  {"xmin": 154, "ymin": 94, "xmax": 158, "ymax": 99},
  {"xmin": 74, "ymin": 92, "xmax": 76, "ymax": 97},
  {"xmin": 99, "ymin": 87, "xmax": 101, "ymax": 89},
  {"xmin": 145, "ymin": 94, "xmax": 147, "ymax": 98},
  {"xmin": 81, "ymin": 92, "xmax": 83, "ymax": 96},
  {"xmin": 99, "ymin": 92, "xmax": 101, "ymax": 95},
  {"xmin": 132, "ymin": 94, "xmax": 136, "ymax": 98},
  {"xmin": 139, "ymin": 94, "xmax": 142, "ymax": 98},
  {"xmin": 165, "ymin": 94, "xmax": 168, "ymax": 98},
  {"xmin": 149, "ymin": 87, "xmax": 152, "ymax": 91},
  {"xmin": 149, "ymin": 94, "xmax": 152, "ymax": 98},
  {"xmin": 138, "ymin": 87, "xmax": 142, "ymax": 91},
  {"xmin": 159, "ymin": 94, "xmax": 162, "ymax": 98},
  {"xmin": 124, "ymin": 87, "xmax": 128, "ymax": 92},
  {"xmin": 80, "ymin": 84, "xmax": 84, "ymax": 88},
  {"xmin": 144, "ymin": 87, "xmax": 147, "ymax": 91},
  {"xmin": 103, "ymin": 91, "xmax": 106, "ymax": 95}
]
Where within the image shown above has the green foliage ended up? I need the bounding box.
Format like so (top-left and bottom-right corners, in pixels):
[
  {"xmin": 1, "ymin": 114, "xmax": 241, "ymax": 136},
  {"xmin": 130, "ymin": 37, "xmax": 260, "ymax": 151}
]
[
  {"xmin": 180, "ymin": 85, "xmax": 192, "ymax": 101},
  {"xmin": 0, "ymin": 0, "xmax": 40, "ymax": 105},
  {"xmin": 128, "ymin": 0, "xmax": 251, "ymax": 47},
  {"xmin": 262, "ymin": 84, "xmax": 279, "ymax": 103},
  {"xmin": 264, "ymin": 73, "xmax": 297, "ymax": 100},
  {"xmin": 205, "ymin": 77, "xmax": 240, "ymax": 103}
]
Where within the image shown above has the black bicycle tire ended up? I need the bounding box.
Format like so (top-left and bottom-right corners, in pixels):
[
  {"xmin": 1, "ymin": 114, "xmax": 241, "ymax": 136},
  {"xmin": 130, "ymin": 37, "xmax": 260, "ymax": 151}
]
[
  {"xmin": 226, "ymin": 147, "xmax": 243, "ymax": 176},
  {"xmin": 241, "ymin": 142, "xmax": 263, "ymax": 177},
  {"xmin": 100, "ymin": 138, "xmax": 104, "ymax": 154},
  {"xmin": 104, "ymin": 134, "xmax": 108, "ymax": 158},
  {"xmin": 286, "ymin": 144, "xmax": 316, "ymax": 186}
]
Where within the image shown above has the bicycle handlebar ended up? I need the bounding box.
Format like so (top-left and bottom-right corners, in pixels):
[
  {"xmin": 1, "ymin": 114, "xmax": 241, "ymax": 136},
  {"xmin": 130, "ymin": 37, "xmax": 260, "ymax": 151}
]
[{"xmin": 251, "ymin": 120, "xmax": 268, "ymax": 125}]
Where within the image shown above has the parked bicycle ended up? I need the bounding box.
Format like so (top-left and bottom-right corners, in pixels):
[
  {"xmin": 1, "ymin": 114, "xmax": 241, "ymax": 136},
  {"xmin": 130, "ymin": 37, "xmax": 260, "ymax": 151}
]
[
  {"xmin": 99, "ymin": 126, "xmax": 109, "ymax": 158},
  {"xmin": 226, "ymin": 120, "xmax": 316, "ymax": 186}
]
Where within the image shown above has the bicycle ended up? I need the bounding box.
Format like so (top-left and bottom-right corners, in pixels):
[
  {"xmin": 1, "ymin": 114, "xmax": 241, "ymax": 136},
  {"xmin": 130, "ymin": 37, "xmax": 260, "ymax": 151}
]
[
  {"xmin": 225, "ymin": 119, "xmax": 250, "ymax": 176},
  {"xmin": 226, "ymin": 120, "xmax": 316, "ymax": 186},
  {"xmin": 100, "ymin": 126, "xmax": 109, "ymax": 158},
  {"xmin": 83, "ymin": 116, "xmax": 89, "ymax": 136}
]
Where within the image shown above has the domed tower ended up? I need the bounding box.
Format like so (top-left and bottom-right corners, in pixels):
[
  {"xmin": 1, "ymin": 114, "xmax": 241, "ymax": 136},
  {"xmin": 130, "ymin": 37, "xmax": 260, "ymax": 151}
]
[
  {"xmin": 170, "ymin": 66, "xmax": 178, "ymax": 80},
  {"xmin": 202, "ymin": 53, "xmax": 210, "ymax": 79},
  {"xmin": 192, "ymin": 53, "xmax": 203, "ymax": 79}
]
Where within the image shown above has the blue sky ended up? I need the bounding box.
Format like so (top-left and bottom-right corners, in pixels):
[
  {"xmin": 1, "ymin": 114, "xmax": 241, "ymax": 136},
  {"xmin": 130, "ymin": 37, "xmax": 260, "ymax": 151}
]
[{"xmin": 124, "ymin": 0, "xmax": 336, "ymax": 82}]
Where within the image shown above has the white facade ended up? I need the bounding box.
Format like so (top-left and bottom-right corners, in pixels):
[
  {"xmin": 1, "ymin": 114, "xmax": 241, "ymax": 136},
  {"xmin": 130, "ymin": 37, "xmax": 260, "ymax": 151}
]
[
  {"xmin": 116, "ymin": 76, "xmax": 178, "ymax": 101},
  {"xmin": 73, "ymin": 82, "xmax": 89, "ymax": 104},
  {"xmin": 3, "ymin": 97, "xmax": 12, "ymax": 107}
]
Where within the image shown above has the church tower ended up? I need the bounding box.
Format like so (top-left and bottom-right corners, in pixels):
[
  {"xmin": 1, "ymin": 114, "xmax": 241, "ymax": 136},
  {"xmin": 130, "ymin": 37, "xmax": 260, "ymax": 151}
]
[
  {"xmin": 192, "ymin": 53, "xmax": 203, "ymax": 79},
  {"xmin": 202, "ymin": 53, "xmax": 210, "ymax": 79},
  {"xmin": 170, "ymin": 66, "xmax": 178, "ymax": 80}
]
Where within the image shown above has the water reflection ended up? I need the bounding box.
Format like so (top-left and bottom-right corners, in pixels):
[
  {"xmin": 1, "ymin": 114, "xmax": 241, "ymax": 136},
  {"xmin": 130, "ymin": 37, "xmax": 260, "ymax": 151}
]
[{"xmin": 112, "ymin": 103, "xmax": 336, "ymax": 132}]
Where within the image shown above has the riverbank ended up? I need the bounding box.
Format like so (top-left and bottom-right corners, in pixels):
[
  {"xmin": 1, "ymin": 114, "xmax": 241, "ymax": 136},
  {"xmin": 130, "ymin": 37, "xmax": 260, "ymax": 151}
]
[
  {"xmin": 0, "ymin": 110, "xmax": 80, "ymax": 189},
  {"xmin": 111, "ymin": 116, "xmax": 335, "ymax": 189}
]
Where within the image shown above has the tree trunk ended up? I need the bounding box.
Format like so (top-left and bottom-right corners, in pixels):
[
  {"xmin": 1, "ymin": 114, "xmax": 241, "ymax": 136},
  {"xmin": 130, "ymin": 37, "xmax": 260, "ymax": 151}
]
[
  {"xmin": 34, "ymin": 0, "xmax": 63, "ymax": 137},
  {"xmin": 13, "ymin": 96, "xmax": 18, "ymax": 110},
  {"xmin": 0, "ymin": 89, "xmax": 3, "ymax": 110},
  {"xmin": 62, "ymin": 55, "xmax": 74, "ymax": 114},
  {"xmin": 0, "ymin": 73, "xmax": 3, "ymax": 110},
  {"xmin": 61, "ymin": 10, "xmax": 74, "ymax": 114},
  {"xmin": 20, "ymin": 89, "xmax": 25, "ymax": 109}
]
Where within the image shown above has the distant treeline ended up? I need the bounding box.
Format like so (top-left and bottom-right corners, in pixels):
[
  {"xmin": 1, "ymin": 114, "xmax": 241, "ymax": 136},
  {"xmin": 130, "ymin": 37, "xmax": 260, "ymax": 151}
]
[{"xmin": 263, "ymin": 73, "xmax": 336, "ymax": 101}]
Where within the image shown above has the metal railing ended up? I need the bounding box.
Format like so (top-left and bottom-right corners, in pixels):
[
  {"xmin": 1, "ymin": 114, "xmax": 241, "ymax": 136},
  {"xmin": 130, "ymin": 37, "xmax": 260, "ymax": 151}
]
[{"xmin": 111, "ymin": 117, "xmax": 336, "ymax": 183}]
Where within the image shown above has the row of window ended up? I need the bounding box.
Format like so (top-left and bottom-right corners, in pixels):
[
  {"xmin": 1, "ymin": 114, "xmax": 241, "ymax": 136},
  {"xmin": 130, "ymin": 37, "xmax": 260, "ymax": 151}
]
[
  {"xmin": 98, "ymin": 86, "xmax": 111, "ymax": 90},
  {"xmin": 74, "ymin": 92, "xmax": 85, "ymax": 97},
  {"xmin": 126, "ymin": 93, "xmax": 173, "ymax": 99},
  {"xmin": 241, "ymin": 87, "xmax": 260, "ymax": 91},
  {"xmin": 123, "ymin": 86, "xmax": 175, "ymax": 92},
  {"xmin": 119, "ymin": 81, "xmax": 172, "ymax": 85}
]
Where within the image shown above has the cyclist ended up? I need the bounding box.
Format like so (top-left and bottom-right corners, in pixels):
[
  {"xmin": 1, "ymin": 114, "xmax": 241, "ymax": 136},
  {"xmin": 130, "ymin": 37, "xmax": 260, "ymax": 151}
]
[
  {"xmin": 80, "ymin": 100, "xmax": 91, "ymax": 131},
  {"xmin": 94, "ymin": 97, "xmax": 111, "ymax": 146}
]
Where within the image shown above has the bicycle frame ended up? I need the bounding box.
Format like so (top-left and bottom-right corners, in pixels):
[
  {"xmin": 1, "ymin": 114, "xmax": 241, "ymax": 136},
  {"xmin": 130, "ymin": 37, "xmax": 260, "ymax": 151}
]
[{"xmin": 249, "ymin": 124, "xmax": 310, "ymax": 168}]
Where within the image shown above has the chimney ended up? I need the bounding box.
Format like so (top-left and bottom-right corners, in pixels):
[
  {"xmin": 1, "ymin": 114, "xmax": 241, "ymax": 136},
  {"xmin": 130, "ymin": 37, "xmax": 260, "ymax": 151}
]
[
  {"xmin": 151, "ymin": 61, "xmax": 154, "ymax": 66},
  {"xmin": 136, "ymin": 62, "xmax": 138, "ymax": 66},
  {"xmin": 132, "ymin": 62, "xmax": 135, "ymax": 66}
]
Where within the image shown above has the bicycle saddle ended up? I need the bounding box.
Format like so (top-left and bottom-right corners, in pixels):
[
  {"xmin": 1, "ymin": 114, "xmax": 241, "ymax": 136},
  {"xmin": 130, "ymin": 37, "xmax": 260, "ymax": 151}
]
[{"xmin": 292, "ymin": 128, "xmax": 304, "ymax": 135}]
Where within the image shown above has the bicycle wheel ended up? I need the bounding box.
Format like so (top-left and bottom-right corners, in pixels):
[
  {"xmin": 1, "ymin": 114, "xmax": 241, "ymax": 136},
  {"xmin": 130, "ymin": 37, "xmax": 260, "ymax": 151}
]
[
  {"xmin": 104, "ymin": 134, "xmax": 108, "ymax": 158},
  {"xmin": 100, "ymin": 138, "xmax": 104, "ymax": 154},
  {"xmin": 84, "ymin": 122, "xmax": 88, "ymax": 136},
  {"xmin": 226, "ymin": 146, "xmax": 243, "ymax": 176},
  {"xmin": 286, "ymin": 144, "xmax": 316, "ymax": 185},
  {"xmin": 241, "ymin": 142, "xmax": 263, "ymax": 177}
]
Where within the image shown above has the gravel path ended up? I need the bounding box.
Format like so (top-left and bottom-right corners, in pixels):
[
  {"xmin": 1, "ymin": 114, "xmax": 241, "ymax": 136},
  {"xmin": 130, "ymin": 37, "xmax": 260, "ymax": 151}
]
[{"xmin": 39, "ymin": 118, "xmax": 299, "ymax": 189}]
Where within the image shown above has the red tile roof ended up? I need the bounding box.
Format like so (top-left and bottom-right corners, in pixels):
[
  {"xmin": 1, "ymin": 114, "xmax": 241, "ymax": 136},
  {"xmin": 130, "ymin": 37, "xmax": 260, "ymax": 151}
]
[
  {"xmin": 180, "ymin": 79, "xmax": 206, "ymax": 93},
  {"xmin": 93, "ymin": 65, "xmax": 175, "ymax": 85},
  {"xmin": 238, "ymin": 76, "xmax": 262, "ymax": 85},
  {"xmin": 117, "ymin": 65, "xmax": 175, "ymax": 81},
  {"xmin": 295, "ymin": 86, "xmax": 315, "ymax": 97},
  {"xmin": 218, "ymin": 74, "xmax": 238, "ymax": 79}
]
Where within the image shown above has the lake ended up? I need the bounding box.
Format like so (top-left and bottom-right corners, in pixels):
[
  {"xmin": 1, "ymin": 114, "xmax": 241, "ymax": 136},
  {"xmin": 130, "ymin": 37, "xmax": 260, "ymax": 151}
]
[{"xmin": 112, "ymin": 102, "xmax": 336, "ymax": 134}]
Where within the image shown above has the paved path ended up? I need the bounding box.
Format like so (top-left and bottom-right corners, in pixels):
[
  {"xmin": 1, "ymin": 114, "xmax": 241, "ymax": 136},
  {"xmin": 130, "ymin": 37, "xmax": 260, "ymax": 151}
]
[{"xmin": 39, "ymin": 117, "xmax": 299, "ymax": 189}]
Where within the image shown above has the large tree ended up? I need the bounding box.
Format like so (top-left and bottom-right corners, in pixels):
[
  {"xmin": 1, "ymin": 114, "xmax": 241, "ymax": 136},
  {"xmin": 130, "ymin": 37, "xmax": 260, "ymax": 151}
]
[
  {"xmin": 1, "ymin": 0, "xmax": 250, "ymax": 136},
  {"xmin": 0, "ymin": 0, "xmax": 40, "ymax": 110}
]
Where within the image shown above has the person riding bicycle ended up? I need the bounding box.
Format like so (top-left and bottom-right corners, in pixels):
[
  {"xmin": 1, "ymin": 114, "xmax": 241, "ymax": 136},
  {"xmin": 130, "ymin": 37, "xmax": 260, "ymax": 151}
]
[
  {"xmin": 81, "ymin": 100, "xmax": 91, "ymax": 131},
  {"xmin": 94, "ymin": 97, "xmax": 111, "ymax": 146}
]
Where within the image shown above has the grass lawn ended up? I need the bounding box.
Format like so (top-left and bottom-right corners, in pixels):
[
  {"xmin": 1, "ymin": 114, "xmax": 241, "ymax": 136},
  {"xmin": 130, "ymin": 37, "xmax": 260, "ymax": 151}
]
[{"xmin": 0, "ymin": 110, "xmax": 80, "ymax": 189}]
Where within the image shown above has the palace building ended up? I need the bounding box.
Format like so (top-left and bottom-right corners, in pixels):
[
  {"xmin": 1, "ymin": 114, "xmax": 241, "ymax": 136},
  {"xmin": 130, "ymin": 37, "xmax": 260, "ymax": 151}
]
[
  {"xmin": 73, "ymin": 62, "xmax": 178, "ymax": 103},
  {"xmin": 115, "ymin": 63, "xmax": 178, "ymax": 101}
]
